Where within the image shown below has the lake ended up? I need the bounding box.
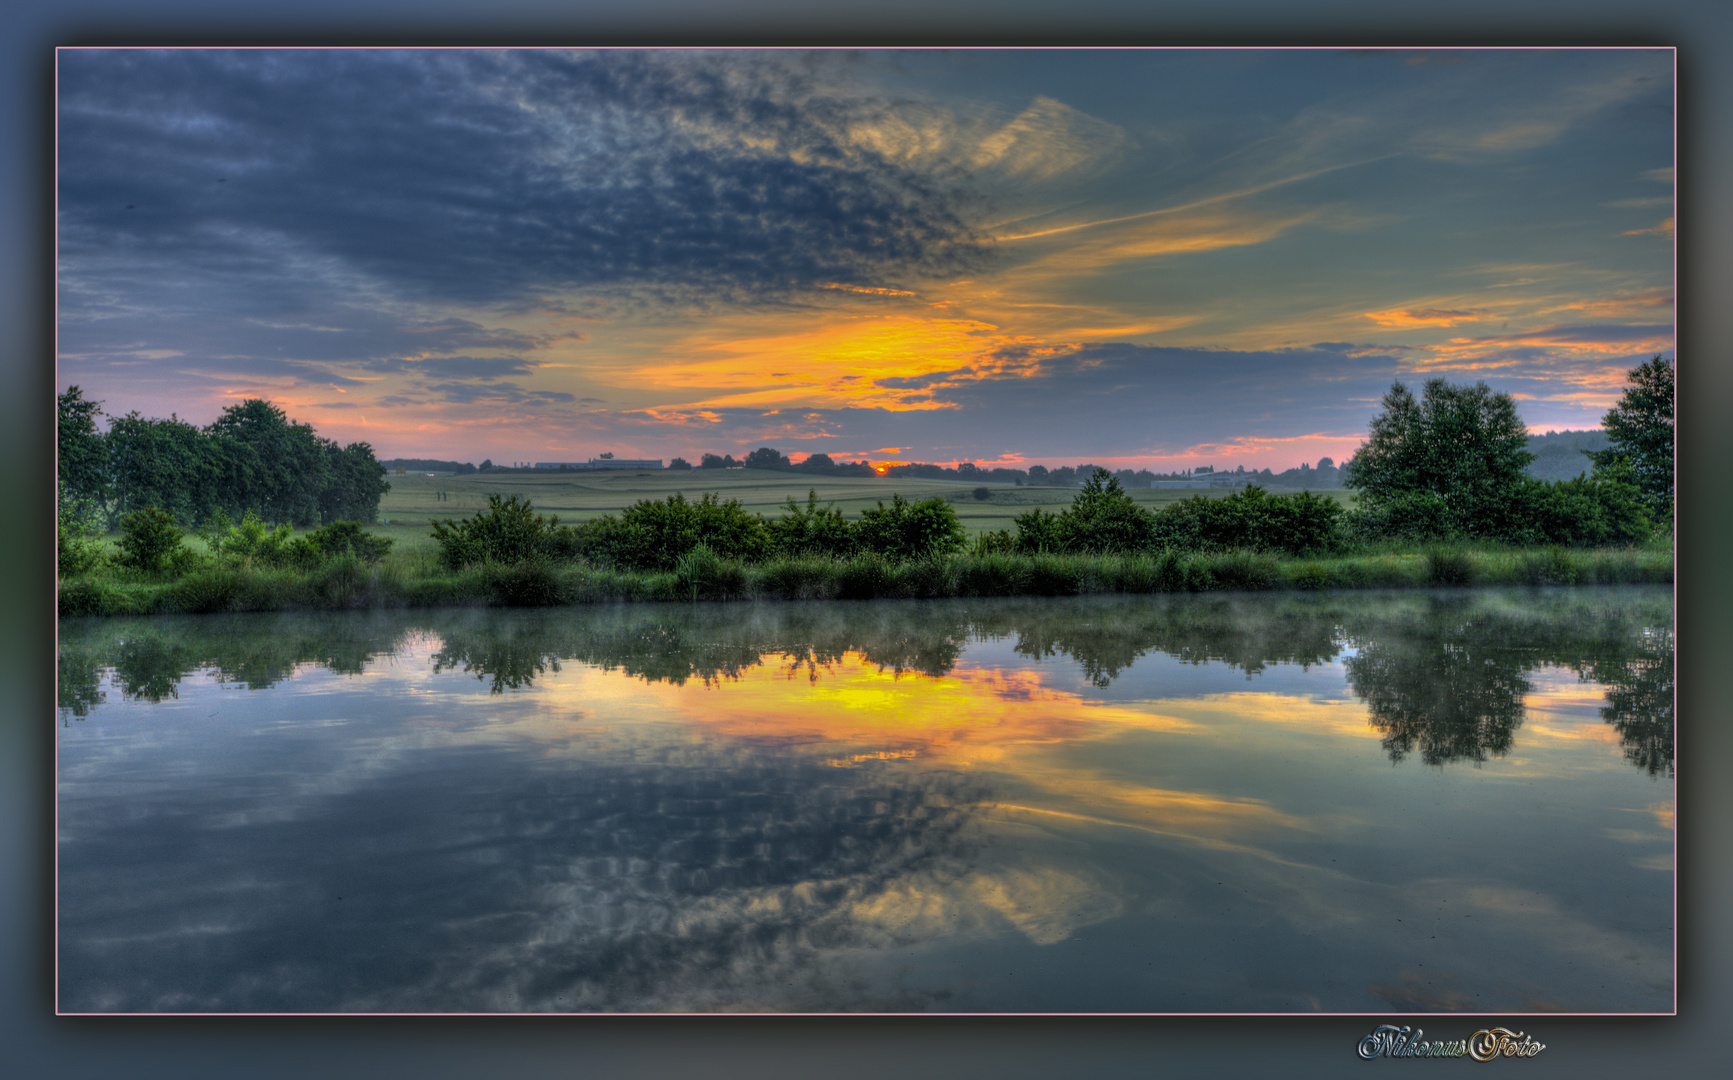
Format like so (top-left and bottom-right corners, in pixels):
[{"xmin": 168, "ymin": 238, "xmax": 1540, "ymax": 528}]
[{"xmin": 56, "ymin": 587, "xmax": 1674, "ymax": 1013}]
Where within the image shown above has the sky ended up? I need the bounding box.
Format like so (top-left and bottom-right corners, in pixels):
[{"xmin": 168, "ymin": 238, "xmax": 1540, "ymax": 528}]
[{"xmin": 55, "ymin": 47, "xmax": 1675, "ymax": 472}]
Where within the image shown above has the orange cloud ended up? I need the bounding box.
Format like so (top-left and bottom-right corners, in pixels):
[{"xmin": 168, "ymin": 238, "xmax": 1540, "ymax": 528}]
[
  {"xmin": 1623, "ymin": 217, "xmax": 1674, "ymax": 237},
  {"xmin": 626, "ymin": 315, "xmax": 1047, "ymax": 413},
  {"xmin": 1363, "ymin": 307, "xmax": 1486, "ymax": 328}
]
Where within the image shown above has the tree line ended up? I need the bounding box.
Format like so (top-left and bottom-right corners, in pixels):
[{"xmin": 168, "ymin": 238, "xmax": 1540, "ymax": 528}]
[
  {"xmin": 58, "ymin": 389, "xmax": 391, "ymax": 530},
  {"xmin": 1343, "ymin": 356, "xmax": 1672, "ymax": 543}
]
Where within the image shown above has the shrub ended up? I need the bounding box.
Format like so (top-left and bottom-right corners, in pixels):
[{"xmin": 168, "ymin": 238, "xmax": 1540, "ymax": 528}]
[
  {"xmin": 57, "ymin": 487, "xmax": 105, "ymax": 577},
  {"xmin": 766, "ymin": 490, "xmax": 856, "ymax": 559},
  {"xmin": 856, "ymin": 494, "xmax": 966, "ymax": 561},
  {"xmin": 115, "ymin": 506, "xmax": 189, "ymax": 575},
  {"xmin": 970, "ymin": 528, "xmax": 1015, "ymax": 556},
  {"xmin": 1155, "ymin": 487, "xmax": 1344, "ymax": 554},
  {"xmin": 305, "ymin": 520, "xmax": 394, "ymax": 564},
  {"xmin": 1054, "ymin": 468, "xmax": 1156, "ymax": 553},
  {"xmin": 1523, "ymin": 465, "xmax": 1653, "ymax": 547},
  {"xmin": 1011, "ymin": 507, "xmax": 1065, "ymax": 554},
  {"xmin": 617, "ymin": 492, "xmax": 771, "ymax": 571},
  {"xmin": 972, "ymin": 487, "xmax": 991, "ymax": 501},
  {"xmin": 431, "ymin": 495, "xmax": 560, "ymax": 568}
]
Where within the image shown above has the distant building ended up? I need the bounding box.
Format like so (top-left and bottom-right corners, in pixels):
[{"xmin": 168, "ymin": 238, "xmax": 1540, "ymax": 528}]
[{"xmin": 533, "ymin": 458, "xmax": 663, "ymax": 470}]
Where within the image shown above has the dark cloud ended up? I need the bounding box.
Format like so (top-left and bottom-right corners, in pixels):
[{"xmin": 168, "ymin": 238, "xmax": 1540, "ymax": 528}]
[{"xmin": 57, "ymin": 50, "xmax": 991, "ymax": 311}]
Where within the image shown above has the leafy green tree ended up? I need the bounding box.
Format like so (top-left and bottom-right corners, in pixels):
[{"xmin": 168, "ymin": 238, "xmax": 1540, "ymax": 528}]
[
  {"xmin": 58, "ymin": 386, "xmax": 108, "ymax": 508},
  {"xmin": 1587, "ymin": 355, "xmax": 1673, "ymax": 524},
  {"xmin": 318, "ymin": 440, "xmax": 391, "ymax": 524},
  {"xmin": 207, "ymin": 399, "xmax": 331, "ymax": 526},
  {"xmin": 106, "ymin": 412, "xmax": 223, "ymax": 526},
  {"xmin": 1343, "ymin": 378, "xmax": 1533, "ymax": 540},
  {"xmin": 743, "ymin": 447, "xmax": 792, "ymax": 470}
]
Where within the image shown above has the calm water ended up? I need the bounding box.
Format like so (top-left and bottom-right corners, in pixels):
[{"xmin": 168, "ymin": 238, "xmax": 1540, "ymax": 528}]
[{"xmin": 57, "ymin": 588, "xmax": 1674, "ymax": 1013}]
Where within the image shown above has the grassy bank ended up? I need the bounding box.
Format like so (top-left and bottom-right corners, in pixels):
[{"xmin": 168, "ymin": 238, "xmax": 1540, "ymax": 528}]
[{"xmin": 58, "ymin": 540, "xmax": 1673, "ymax": 618}]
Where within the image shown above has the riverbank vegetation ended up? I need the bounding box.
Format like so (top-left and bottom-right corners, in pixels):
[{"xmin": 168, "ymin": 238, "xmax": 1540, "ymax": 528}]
[{"xmin": 58, "ymin": 363, "xmax": 1672, "ymax": 616}]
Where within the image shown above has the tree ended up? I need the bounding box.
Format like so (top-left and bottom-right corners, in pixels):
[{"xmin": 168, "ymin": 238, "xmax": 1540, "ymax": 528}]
[
  {"xmin": 207, "ymin": 399, "xmax": 331, "ymax": 526},
  {"xmin": 1343, "ymin": 378, "xmax": 1533, "ymax": 540},
  {"xmin": 106, "ymin": 411, "xmax": 222, "ymax": 526},
  {"xmin": 743, "ymin": 447, "xmax": 792, "ymax": 471},
  {"xmin": 1587, "ymin": 355, "xmax": 1673, "ymax": 524},
  {"xmin": 58, "ymin": 386, "xmax": 108, "ymax": 508},
  {"xmin": 317, "ymin": 441, "xmax": 391, "ymax": 524}
]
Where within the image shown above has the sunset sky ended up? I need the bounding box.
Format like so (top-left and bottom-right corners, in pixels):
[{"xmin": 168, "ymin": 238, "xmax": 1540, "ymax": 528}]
[{"xmin": 56, "ymin": 47, "xmax": 1675, "ymax": 471}]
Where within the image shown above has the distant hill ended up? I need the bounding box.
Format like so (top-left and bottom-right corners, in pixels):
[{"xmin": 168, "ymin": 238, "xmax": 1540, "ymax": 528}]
[{"xmin": 1526, "ymin": 429, "xmax": 1608, "ymax": 481}]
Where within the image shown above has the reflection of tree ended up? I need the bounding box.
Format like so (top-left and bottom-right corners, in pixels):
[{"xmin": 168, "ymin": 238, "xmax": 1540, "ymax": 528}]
[
  {"xmin": 1574, "ymin": 628, "xmax": 1674, "ymax": 778},
  {"xmin": 1345, "ymin": 635, "xmax": 1531, "ymax": 766},
  {"xmin": 57, "ymin": 648, "xmax": 104, "ymax": 720},
  {"xmin": 56, "ymin": 614, "xmax": 416, "ymax": 711},
  {"xmin": 61, "ymin": 592, "xmax": 1674, "ymax": 775},
  {"xmin": 999, "ymin": 597, "xmax": 1341, "ymax": 686},
  {"xmin": 1341, "ymin": 595, "xmax": 1673, "ymax": 771}
]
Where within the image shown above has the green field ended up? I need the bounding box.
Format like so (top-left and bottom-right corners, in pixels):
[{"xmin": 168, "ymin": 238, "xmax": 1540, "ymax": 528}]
[{"xmin": 377, "ymin": 468, "xmax": 1359, "ymax": 551}]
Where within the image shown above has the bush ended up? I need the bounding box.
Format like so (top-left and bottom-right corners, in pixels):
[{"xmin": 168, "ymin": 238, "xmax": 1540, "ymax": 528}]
[
  {"xmin": 430, "ymin": 495, "xmax": 560, "ymax": 568},
  {"xmin": 305, "ymin": 520, "xmax": 394, "ymax": 564},
  {"xmin": 970, "ymin": 528, "xmax": 1015, "ymax": 556},
  {"xmin": 766, "ymin": 490, "xmax": 856, "ymax": 559},
  {"xmin": 616, "ymin": 492, "xmax": 771, "ymax": 571},
  {"xmin": 115, "ymin": 506, "xmax": 189, "ymax": 575},
  {"xmin": 1522, "ymin": 466, "xmax": 1653, "ymax": 547},
  {"xmin": 1011, "ymin": 507, "xmax": 1065, "ymax": 554},
  {"xmin": 1051, "ymin": 469, "xmax": 1156, "ymax": 553},
  {"xmin": 57, "ymin": 487, "xmax": 105, "ymax": 577},
  {"xmin": 1155, "ymin": 487, "xmax": 1344, "ymax": 554},
  {"xmin": 856, "ymin": 494, "xmax": 966, "ymax": 561}
]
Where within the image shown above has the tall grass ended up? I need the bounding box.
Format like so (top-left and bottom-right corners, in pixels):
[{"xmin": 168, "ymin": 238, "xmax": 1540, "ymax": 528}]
[{"xmin": 57, "ymin": 541, "xmax": 1673, "ymax": 616}]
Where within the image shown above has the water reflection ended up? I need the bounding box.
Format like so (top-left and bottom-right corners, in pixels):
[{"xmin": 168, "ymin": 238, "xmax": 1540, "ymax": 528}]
[
  {"xmin": 57, "ymin": 589, "xmax": 1674, "ymax": 1012},
  {"xmin": 61, "ymin": 592, "xmax": 1674, "ymax": 775}
]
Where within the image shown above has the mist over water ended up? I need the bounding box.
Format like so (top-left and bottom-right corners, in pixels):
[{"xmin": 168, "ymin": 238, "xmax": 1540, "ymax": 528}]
[{"xmin": 58, "ymin": 589, "xmax": 1673, "ymax": 1012}]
